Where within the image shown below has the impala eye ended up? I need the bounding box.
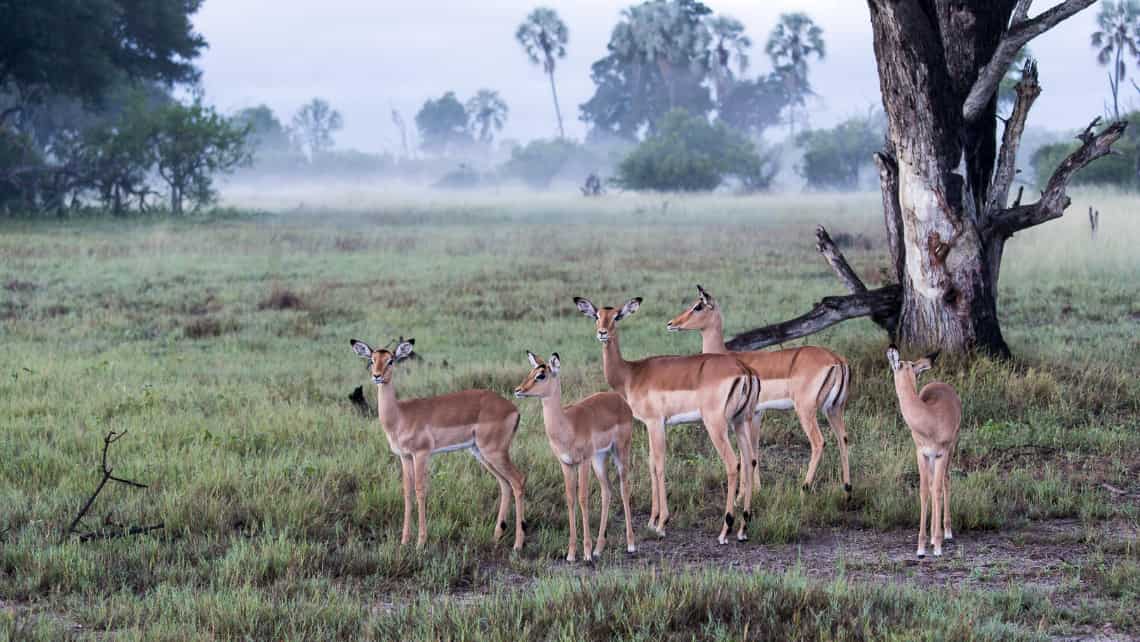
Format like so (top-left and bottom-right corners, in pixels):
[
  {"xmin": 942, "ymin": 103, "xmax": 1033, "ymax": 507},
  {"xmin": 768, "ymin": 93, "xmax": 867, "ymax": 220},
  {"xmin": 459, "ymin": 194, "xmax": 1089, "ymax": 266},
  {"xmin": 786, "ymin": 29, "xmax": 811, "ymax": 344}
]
[
  {"xmin": 693, "ymin": 302, "xmax": 704, "ymax": 311},
  {"xmin": 535, "ymin": 372, "xmax": 546, "ymax": 381}
]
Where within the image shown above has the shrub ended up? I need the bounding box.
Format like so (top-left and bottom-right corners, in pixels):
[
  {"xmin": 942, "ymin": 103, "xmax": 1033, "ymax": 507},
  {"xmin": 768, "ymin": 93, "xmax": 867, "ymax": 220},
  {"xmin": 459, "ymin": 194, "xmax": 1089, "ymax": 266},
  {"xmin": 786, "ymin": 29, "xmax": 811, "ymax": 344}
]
[
  {"xmin": 500, "ymin": 138, "xmax": 597, "ymax": 189},
  {"xmin": 796, "ymin": 114, "xmax": 884, "ymax": 190},
  {"xmin": 613, "ymin": 109, "xmax": 774, "ymax": 192}
]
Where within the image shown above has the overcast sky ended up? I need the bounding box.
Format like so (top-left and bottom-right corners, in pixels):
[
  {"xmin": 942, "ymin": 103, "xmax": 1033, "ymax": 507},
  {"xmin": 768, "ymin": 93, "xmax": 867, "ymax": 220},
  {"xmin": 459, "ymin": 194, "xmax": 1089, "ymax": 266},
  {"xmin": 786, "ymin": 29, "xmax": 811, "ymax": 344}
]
[{"xmin": 193, "ymin": 1, "xmax": 1109, "ymax": 153}]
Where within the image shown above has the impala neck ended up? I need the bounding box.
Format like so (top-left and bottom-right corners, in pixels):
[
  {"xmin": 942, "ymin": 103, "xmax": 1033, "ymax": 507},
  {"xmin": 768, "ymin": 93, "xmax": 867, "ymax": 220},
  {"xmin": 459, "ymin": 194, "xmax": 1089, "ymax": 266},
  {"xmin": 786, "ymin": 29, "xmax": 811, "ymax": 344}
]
[
  {"xmin": 700, "ymin": 313, "xmax": 728, "ymax": 354},
  {"xmin": 892, "ymin": 373, "xmax": 924, "ymax": 423},
  {"xmin": 375, "ymin": 381, "xmax": 401, "ymax": 428},
  {"xmin": 601, "ymin": 333, "xmax": 631, "ymax": 393},
  {"xmin": 539, "ymin": 383, "xmax": 569, "ymax": 437}
]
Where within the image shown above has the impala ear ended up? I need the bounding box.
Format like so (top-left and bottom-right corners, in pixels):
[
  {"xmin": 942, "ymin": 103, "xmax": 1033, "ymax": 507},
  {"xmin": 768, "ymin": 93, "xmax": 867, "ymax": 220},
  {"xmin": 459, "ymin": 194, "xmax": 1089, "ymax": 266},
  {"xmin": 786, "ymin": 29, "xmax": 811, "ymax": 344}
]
[
  {"xmin": 394, "ymin": 339, "xmax": 415, "ymax": 362},
  {"xmin": 615, "ymin": 297, "xmax": 642, "ymax": 321},
  {"xmin": 573, "ymin": 296, "xmax": 598, "ymax": 320},
  {"xmin": 526, "ymin": 350, "xmax": 541, "ymax": 369},
  {"xmin": 696, "ymin": 284, "xmax": 714, "ymax": 307},
  {"xmin": 912, "ymin": 357, "xmax": 934, "ymax": 375},
  {"xmin": 350, "ymin": 339, "xmax": 373, "ymax": 359},
  {"xmin": 886, "ymin": 345, "xmax": 901, "ymax": 371},
  {"xmin": 549, "ymin": 352, "xmax": 561, "ymax": 375}
]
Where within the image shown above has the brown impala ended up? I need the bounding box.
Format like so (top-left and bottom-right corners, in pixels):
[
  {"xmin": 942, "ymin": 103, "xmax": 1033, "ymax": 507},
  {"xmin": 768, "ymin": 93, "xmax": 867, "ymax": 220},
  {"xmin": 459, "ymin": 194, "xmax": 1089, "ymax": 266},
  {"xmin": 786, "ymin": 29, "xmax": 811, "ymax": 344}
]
[
  {"xmin": 667, "ymin": 285, "xmax": 852, "ymax": 496},
  {"xmin": 573, "ymin": 296, "xmax": 760, "ymax": 544},
  {"xmin": 350, "ymin": 337, "xmax": 526, "ymax": 550}
]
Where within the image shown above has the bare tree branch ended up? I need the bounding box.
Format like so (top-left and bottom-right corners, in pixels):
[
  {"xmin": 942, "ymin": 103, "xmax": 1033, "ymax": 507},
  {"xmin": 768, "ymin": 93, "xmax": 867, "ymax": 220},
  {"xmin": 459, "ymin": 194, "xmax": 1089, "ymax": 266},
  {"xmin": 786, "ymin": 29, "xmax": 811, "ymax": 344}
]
[
  {"xmin": 726, "ymin": 286, "xmax": 901, "ymax": 351},
  {"xmin": 815, "ymin": 225, "xmax": 868, "ymax": 293},
  {"xmin": 873, "ymin": 151, "xmax": 906, "ymax": 282},
  {"xmin": 62, "ymin": 431, "xmax": 162, "ymax": 543},
  {"xmin": 985, "ymin": 59, "xmax": 1040, "ymax": 217},
  {"xmin": 985, "ymin": 118, "xmax": 1128, "ymax": 238},
  {"xmin": 1011, "ymin": 0, "xmax": 1034, "ymax": 25},
  {"xmin": 963, "ymin": 0, "xmax": 1096, "ymax": 122}
]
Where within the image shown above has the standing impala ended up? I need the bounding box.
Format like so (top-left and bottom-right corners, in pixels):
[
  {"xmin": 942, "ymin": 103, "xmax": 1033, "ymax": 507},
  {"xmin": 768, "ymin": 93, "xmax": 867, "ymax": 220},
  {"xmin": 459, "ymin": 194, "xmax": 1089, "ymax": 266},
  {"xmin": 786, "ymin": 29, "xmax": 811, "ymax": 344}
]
[
  {"xmin": 887, "ymin": 345, "xmax": 960, "ymax": 558},
  {"xmin": 514, "ymin": 351, "xmax": 636, "ymax": 561},
  {"xmin": 667, "ymin": 285, "xmax": 852, "ymax": 496},
  {"xmin": 573, "ymin": 296, "xmax": 760, "ymax": 544},
  {"xmin": 350, "ymin": 337, "xmax": 526, "ymax": 550}
]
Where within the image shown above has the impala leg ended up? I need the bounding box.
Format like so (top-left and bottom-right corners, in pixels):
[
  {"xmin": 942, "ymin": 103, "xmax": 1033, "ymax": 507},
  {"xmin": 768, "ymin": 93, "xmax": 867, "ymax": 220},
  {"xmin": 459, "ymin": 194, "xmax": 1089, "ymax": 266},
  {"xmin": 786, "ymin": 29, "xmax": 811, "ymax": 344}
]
[
  {"xmin": 645, "ymin": 419, "xmax": 668, "ymax": 536},
  {"xmin": 560, "ymin": 462, "xmax": 578, "ymax": 562},
  {"xmin": 734, "ymin": 418, "xmax": 753, "ymax": 542},
  {"xmin": 751, "ymin": 410, "xmax": 764, "ymax": 488},
  {"xmin": 412, "ymin": 453, "xmax": 430, "ymax": 548},
  {"xmin": 578, "ymin": 462, "xmax": 593, "ymax": 561},
  {"xmin": 942, "ymin": 449, "xmax": 954, "ymax": 542},
  {"xmin": 477, "ymin": 456, "xmax": 511, "ymax": 541},
  {"xmin": 797, "ymin": 405, "xmax": 825, "ymax": 492},
  {"xmin": 591, "ymin": 451, "xmax": 612, "ymax": 558},
  {"xmin": 614, "ymin": 441, "xmax": 636, "ymax": 554},
  {"xmin": 734, "ymin": 421, "xmax": 750, "ymax": 507},
  {"xmin": 399, "ymin": 455, "xmax": 414, "ymax": 546},
  {"xmin": 826, "ymin": 407, "xmax": 852, "ymax": 496},
  {"xmin": 705, "ymin": 416, "xmax": 738, "ymax": 545},
  {"xmin": 931, "ymin": 454, "xmax": 947, "ymax": 557},
  {"xmin": 915, "ymin": 450, "xmax": 929, "ymax": 558},
  {"xmin": 485, "ymin": 451, "xmax": 526, "ymax": 551}
]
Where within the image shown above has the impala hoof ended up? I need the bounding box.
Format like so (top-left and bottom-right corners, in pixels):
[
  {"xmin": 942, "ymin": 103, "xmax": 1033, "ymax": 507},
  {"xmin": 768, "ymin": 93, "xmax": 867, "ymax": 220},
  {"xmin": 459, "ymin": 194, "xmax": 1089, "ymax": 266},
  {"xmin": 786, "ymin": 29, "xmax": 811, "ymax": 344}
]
[
  {"xmin": 933, "ymin": 547, "xmax": 943, "ymax": 557},
  {"xmin": 944, "ymin": 529, "xmax": 954, "ymax": 541},
  {"xmin": 737, "ymin": 532, "xmax": 748, "ymax": 542},
  {"xmin": 627, "ymin": 545, "xmax": 637, "ymax": 554},
  {"xmin": 566, "ymin": 553, "xmax": 576, "ymax": 562},
  {"xmin": 718, "ymin": 534, "xmax": 729, "ymax": 545},
  {"xmin": 916, "ymin": 548, "xmax": 926, "ymax": 559}
]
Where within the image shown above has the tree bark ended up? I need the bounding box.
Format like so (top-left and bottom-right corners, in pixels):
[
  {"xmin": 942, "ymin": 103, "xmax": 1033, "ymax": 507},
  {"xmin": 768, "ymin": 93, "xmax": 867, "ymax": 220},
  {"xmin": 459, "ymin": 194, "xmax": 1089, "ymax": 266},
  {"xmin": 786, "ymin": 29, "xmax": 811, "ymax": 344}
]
[{"xmin": 547, "ymin": 69, "xmax": 565, "ymax": 139}]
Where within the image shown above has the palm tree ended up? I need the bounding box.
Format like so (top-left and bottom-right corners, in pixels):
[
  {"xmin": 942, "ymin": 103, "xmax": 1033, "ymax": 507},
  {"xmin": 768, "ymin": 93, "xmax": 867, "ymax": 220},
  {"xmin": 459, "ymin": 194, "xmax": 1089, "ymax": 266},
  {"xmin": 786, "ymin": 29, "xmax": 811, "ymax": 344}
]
[
  {"xmin": 706, "ymin": 15, "xmax": 751, "ymax": 107},
  {"xmin": 516, "ymin": 8, "xmax": 569, "ymax": 138},
  {"xmin": 765, "ymin": 12, "xmax": 825, "ymax": 136},
  {"xmin": 1090, "ymin": 0, "xmax": 1140, "ymax": 120},
  {"xmin": 465, "ymin": 90, "xmax": 509, "ymax": 144}
]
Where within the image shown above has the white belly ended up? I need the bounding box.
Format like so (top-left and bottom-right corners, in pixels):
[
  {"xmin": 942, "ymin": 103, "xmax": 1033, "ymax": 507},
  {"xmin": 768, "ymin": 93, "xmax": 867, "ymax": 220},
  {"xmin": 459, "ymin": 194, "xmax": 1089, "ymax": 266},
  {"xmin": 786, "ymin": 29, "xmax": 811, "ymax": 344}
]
[
  {"xmin": 665, "ymin": 410, "xmax": 702, "ymax": 425},
  {"xmin": 432, "ymin": 439, "xmax": 476, "ymax": 455},
  {"xmin": 756, "ymin": 398, "xmax": 794, "ymax": 412},
  {"xmin": 559, "ymin": 452, "xmax": 575, "ymax": 465}
]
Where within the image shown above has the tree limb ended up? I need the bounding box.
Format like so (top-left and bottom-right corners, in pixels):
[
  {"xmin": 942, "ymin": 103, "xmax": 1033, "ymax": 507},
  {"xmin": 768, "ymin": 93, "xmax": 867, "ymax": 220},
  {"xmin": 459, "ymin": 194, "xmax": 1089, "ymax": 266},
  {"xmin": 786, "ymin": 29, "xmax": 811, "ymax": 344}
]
[
  {"xmin": 62, "ymin": 431, "xmax": 161, "ymax": 543},
  {"xmin": 815, "ymin": 225, "xmax": 868, "ymax": 293},
  {"xmin": 963, "ymin": 0, "xmax": 1096, "ymax": 122},
  {"xmin": 726, "ymin": 286, "xmax": 901, "ymax": 351},
  {"xmin": 985, "ymin": 59, "xmax": 1040, "ymax": 217},
  {"xmin": 985, "ymin": 118, "xmax": 1128, "ymax": 238},
  {"xmin": 873, "ymin": 151, "xmax": 906, "ymax": 282}
]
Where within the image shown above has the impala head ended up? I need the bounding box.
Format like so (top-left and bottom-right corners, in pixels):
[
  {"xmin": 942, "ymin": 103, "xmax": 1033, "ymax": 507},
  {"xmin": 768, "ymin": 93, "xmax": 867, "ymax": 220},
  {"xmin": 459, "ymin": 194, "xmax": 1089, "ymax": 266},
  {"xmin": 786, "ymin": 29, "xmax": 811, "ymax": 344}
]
[
  {"xmin": 886, "ymin": 344, "xmax": 938, "ymax": 387},
  {"xmin": 350, "ymin": 337, "xmax": 415, "ymax": 385},
  {"xmin": 573, "ymin": 296, "xmax": 641, "ymax": 343},
  {"xmin": 666, "ymin": 284, "xmax": 719, "ymax": 332},
  {"xmin": 513, "ymin": 351, "xmax": 561, "ymax": 398}
]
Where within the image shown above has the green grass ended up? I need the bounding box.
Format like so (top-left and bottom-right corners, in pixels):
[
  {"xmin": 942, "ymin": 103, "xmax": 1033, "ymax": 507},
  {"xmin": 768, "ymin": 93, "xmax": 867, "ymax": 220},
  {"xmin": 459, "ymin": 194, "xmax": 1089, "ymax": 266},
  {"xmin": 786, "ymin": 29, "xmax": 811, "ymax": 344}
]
[{"xmin": 1, "ymin": 188, "xmax": 1138, "ymax": 639}]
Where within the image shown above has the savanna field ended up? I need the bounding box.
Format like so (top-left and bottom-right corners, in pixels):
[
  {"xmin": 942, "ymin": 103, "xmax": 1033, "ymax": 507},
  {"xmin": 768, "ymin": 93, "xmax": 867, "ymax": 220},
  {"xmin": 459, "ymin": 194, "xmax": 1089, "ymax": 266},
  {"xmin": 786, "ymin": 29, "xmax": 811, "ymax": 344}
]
[{"xmin": 1, "ymin": 188, "xmax": 1138, "ymax": 640}]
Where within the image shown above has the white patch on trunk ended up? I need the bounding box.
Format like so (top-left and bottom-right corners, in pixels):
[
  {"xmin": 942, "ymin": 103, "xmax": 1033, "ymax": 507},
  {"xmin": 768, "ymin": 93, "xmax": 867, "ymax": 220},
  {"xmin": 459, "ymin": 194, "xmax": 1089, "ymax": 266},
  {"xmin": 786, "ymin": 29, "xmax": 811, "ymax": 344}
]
[
  {"xmin": 665, "ymin": 410, "xmax": 701, "ymax": 425},
  {"xmin": 432, "ymin": 439, "xmax": 476, "ymax": 455},
  {"xmin": 756, "ymin": 399, "xmax": 794, "ymax": 412}
]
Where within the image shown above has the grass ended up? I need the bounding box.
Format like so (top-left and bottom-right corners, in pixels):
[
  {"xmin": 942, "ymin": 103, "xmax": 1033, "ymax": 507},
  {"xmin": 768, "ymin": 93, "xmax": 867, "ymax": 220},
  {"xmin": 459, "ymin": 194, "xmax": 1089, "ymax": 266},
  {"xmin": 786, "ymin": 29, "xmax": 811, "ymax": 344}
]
[{"xmin": 1, "ymin": 187, "xmax": 1138, "ymax": 639}]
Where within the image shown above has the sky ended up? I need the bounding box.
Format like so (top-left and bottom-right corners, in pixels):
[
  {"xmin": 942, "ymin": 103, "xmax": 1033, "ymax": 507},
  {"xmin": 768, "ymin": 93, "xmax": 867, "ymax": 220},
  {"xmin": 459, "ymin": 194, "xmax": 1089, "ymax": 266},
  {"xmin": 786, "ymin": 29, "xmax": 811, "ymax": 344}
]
[{"xmin": 193, "ymin": 1, "xmax": 1109, "ymax": 154}]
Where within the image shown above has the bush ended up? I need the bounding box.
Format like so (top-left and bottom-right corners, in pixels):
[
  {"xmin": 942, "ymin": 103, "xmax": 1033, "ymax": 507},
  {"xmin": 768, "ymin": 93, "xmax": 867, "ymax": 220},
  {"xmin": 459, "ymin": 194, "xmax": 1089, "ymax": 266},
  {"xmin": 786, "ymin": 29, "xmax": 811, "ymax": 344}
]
[
  {"xmin": 500, "ymin": 139, "xmax": 597, "ymax": 189},
  {"xmin": 1032, "ymin": 111, "xmax": 1140, "ymax": 190},
  {"xmin": 613, "ymin": 109, "xmax": 774, "ymax": 192},
  {"xmin": 796, "ymin": 114, "xmax": 884, "ymax": 190}
]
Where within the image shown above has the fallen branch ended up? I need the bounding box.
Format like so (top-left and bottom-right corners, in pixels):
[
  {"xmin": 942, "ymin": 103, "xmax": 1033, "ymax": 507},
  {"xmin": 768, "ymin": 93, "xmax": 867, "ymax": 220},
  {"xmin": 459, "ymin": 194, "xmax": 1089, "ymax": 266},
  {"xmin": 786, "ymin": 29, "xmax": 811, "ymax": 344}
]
[
  {"xmin": 726, "ymin": 285, "xmax": 901, "ymax": 351},
  {"xmin": 62, "ymin": 431, "xmax": 162, "ymax": 543}
]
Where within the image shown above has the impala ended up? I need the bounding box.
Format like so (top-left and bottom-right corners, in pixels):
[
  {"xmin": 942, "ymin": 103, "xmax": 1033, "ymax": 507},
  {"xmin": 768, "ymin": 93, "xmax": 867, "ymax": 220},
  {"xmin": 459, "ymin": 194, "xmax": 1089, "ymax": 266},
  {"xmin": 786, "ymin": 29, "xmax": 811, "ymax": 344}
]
[
  {"xmin": 514, "ymin": 351, "xmax": 636, "ymax": 561},
  {"xmin": 887, "ymin": 345, "xmax": 960, "ymax": 558},
  {"xmin": 350, "ymin": 337, "xmax": 526, "ymax": 549},
  {"xmin": 666, "ymin": 285, "xmax": 852, "ymax": 495},
  {"xmin": 573, "ymin": 296, "xmax": 760, "ymax": 544}
]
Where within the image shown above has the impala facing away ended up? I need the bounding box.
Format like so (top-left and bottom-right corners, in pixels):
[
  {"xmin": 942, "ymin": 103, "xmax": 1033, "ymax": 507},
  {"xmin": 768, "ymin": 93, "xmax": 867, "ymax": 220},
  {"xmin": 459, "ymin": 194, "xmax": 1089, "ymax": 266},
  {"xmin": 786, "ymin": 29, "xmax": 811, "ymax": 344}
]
[
  {"xmin": 887, "ymin": 345, "xmax": 961, "ymax": 558},
  {"xmin": 667, "ymin": 285, "xmax": 852, "ymax": 496},
  {"xmin": 350, "ymin": 338, "xmax": 526, "ymax": 550},
  {"xmin": 514, "ymin": 351, "xmax": 636, "ymax": 561},
  {"xmin": 573, "ymin": 296, "xmax": 760, "ymax": 544}
]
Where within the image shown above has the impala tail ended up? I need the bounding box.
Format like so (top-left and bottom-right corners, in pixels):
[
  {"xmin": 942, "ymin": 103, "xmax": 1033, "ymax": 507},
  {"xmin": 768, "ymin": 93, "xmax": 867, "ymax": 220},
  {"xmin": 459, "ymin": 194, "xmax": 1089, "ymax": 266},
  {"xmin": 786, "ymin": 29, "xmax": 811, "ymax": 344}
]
[
  {"xmin": 819, "ymin": 360, "xmax": 850, "ymax": 416},
  {"xmin": 725, "ymin": 365, "xmax": 761, "ymax": 425}
]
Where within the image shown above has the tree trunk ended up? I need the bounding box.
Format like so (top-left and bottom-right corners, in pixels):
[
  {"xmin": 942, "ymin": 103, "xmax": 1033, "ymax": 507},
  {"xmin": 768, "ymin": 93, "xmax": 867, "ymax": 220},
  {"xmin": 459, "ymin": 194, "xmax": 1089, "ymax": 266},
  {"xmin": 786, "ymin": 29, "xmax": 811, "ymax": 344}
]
[
  {"xmin": 869, "ymin": 0, "xmax": 1018, "ymax": 356},
  {"xmin": 547, "ymin": 69, "xmax": 565, "ymax": 139}
]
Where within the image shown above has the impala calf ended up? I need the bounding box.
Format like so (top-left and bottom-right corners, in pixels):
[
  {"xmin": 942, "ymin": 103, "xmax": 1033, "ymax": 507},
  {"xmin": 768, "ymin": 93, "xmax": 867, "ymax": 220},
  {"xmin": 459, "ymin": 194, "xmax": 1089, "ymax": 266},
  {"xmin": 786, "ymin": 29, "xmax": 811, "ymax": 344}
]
[
  {"xmin": 667, "ymin": 285, "xmax": 852, "ymax": 495},
  {"xmin": 573, "ymin": 296, "xmax": 760, "ymax": 544},
  {"xmin": 350, "ymin": 338, "xmax": 526, "ymax": 549},
  {"xmin": 887, "ymin": 345, "xmax": 961, "ymax": 558},
  {"xmin": 514, "ymin": 351, "xmax": 636, "ymax": 561}
]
